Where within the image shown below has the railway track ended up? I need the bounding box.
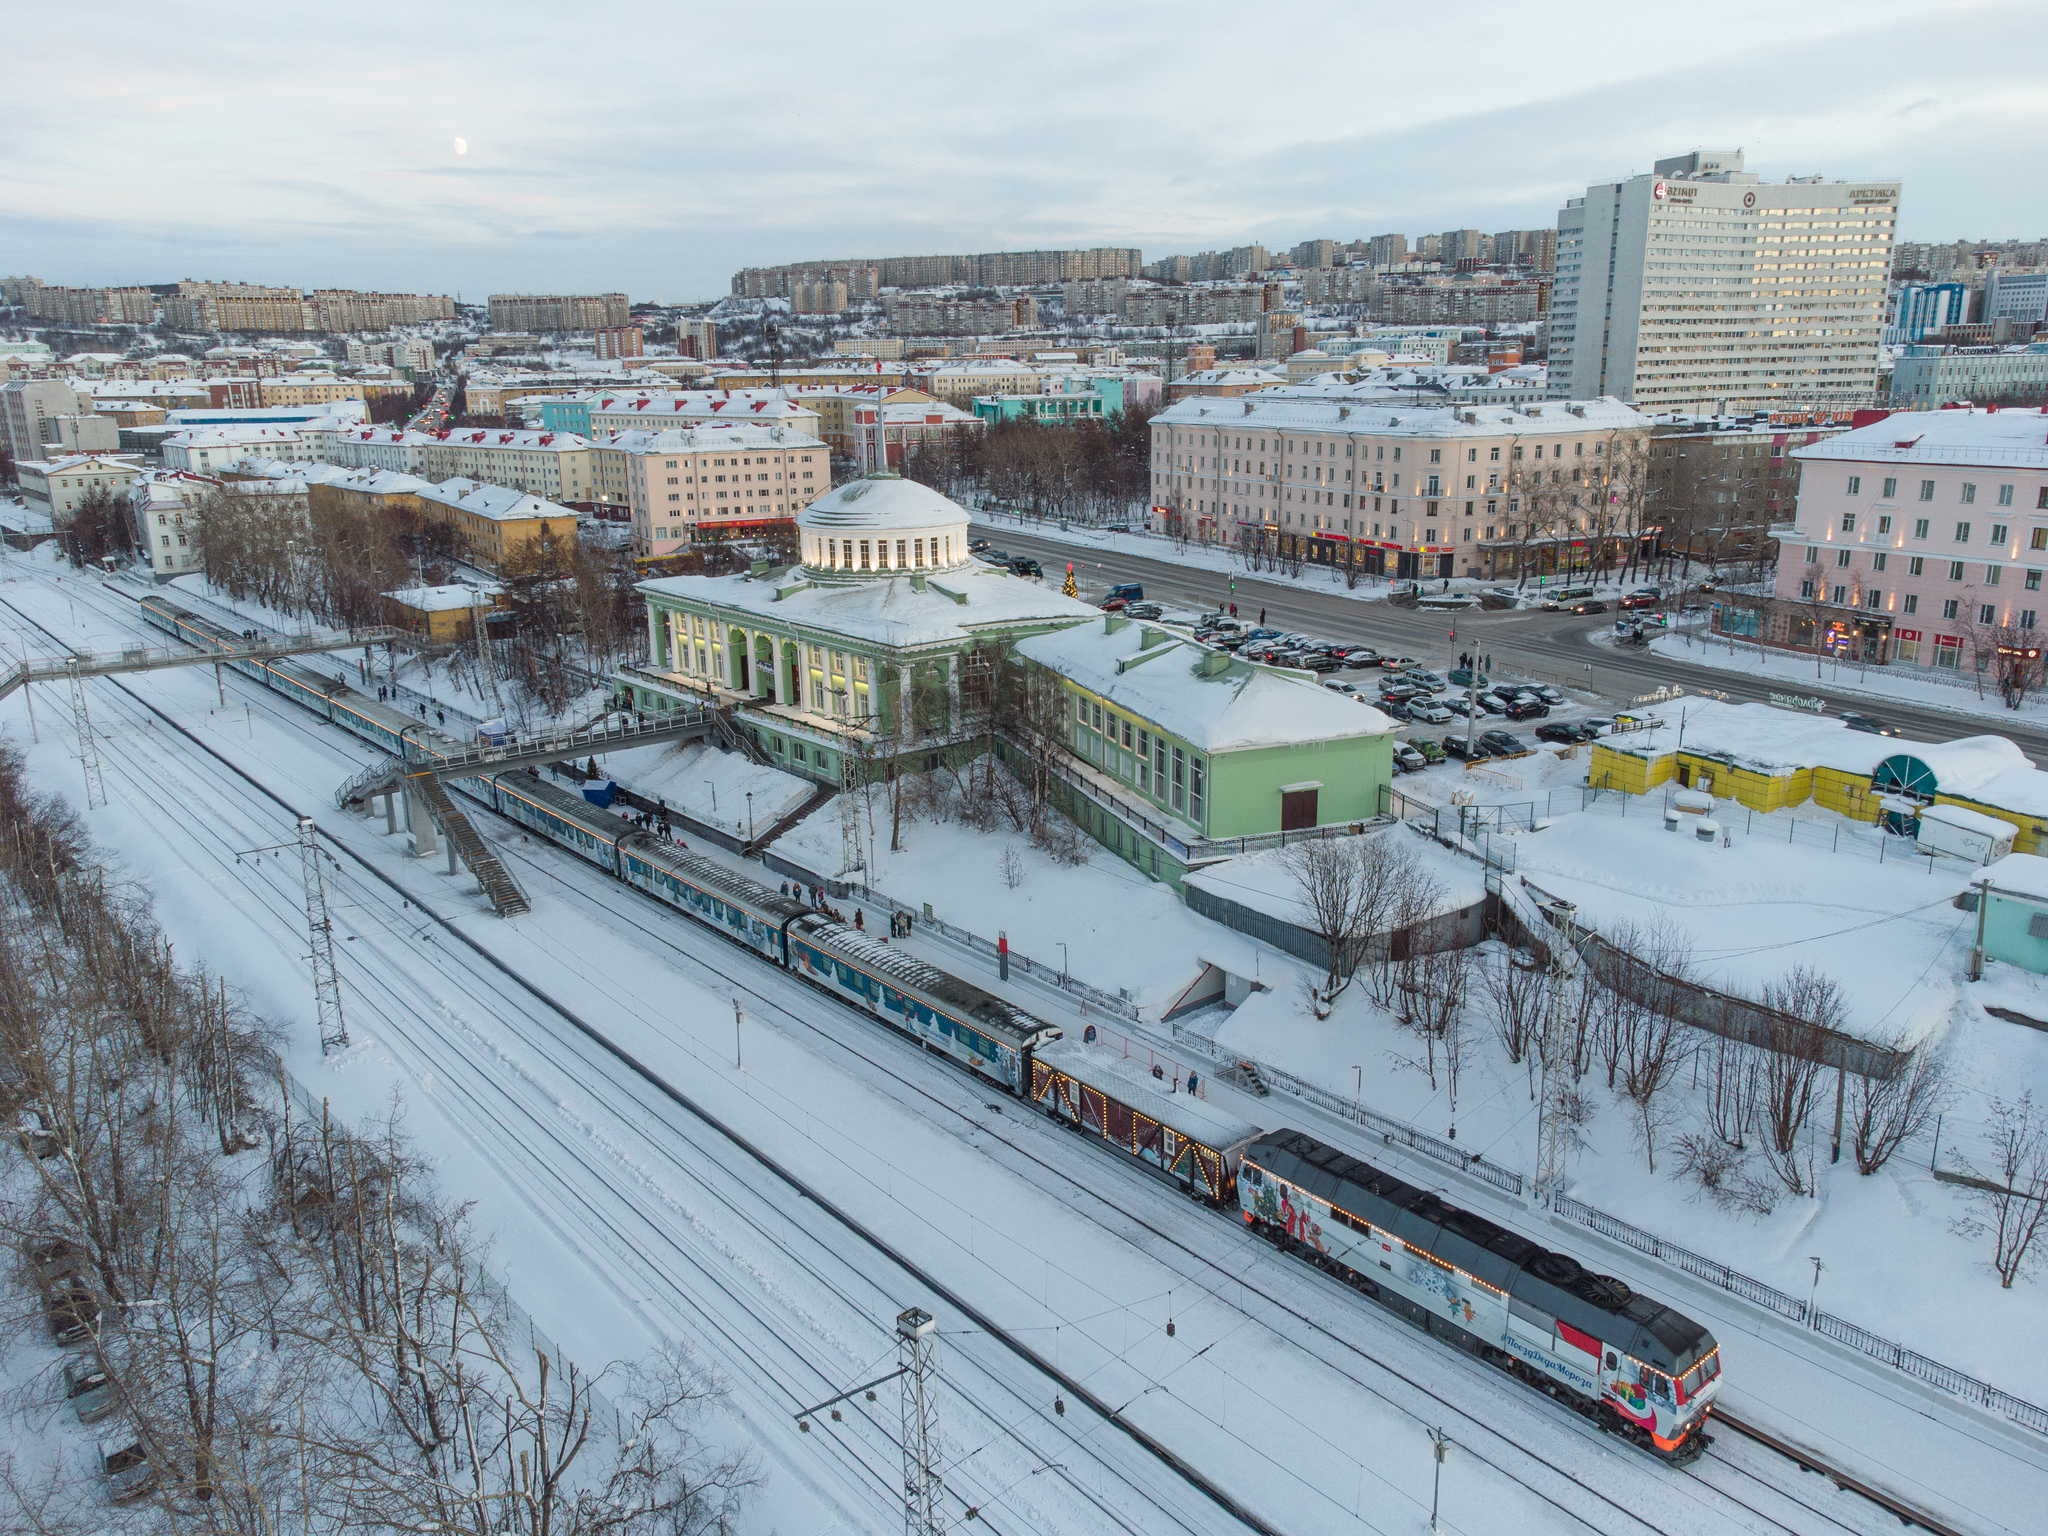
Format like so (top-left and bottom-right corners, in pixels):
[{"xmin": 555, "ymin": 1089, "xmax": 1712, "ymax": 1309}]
[{"xmin": 1, "ymin": 576, "xmax": 1997, "ymax": 1535}]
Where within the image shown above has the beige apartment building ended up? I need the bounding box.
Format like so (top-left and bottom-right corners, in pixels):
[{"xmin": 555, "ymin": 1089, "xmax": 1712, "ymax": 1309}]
[
  {"xmin": 422, "ymin": 428, "xmax": 601, "ymax": 504},
  {"xmin": 1149, "ymin": 393, "xmax": 1649, "ymax": 580},
  {"xmin": 586, "ymin": 391, "xmax": 823, "ymax": 440},
  {"xmin": 615, "ymin": 424, "xmax": 828, "ymax": 557},
  {"xmin": 912, "ymin": 359, "xmax": 1043, "ymax": 407},
  {"xmin": 257, "ymin": 375, "xmax": 367, "ymax": 408},
  {"xmin": 486, "ymin": 293, "xmax": 630, "ymax": 332},
  {"xmin": 16, "ymin": 453, "xmax": 143, "ymax": 520}
]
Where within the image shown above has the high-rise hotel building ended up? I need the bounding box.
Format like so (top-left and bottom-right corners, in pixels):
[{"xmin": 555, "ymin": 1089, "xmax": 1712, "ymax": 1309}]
[{"xmin": 1547, "ymin": 150, "xmax": 1899, "ymax": 413}]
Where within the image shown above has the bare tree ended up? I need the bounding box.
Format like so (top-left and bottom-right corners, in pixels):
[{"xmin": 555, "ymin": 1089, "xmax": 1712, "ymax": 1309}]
[
  {"xmin": 1848, "ymin": 1038, "xmax": 1950, "ymax": 1175},
  {"xmin": 1478, "ymin": 946, "xmax": 1548, "ymax": 1097},
  {"xmin": 1755, "ymin": 966, "xmax": 1842, "ymax": 1195},
  {"xmin": 1700, "ymin": 1028, "xmax": 1763, "ymax": 1149},
  {"xmin": 1958, "ymin": 1092, "xmax": 2048, "ymax": 1289},
  {"xmin": 1285, "ymin": 837, "xmax": 1375, "ymax": 1014}
]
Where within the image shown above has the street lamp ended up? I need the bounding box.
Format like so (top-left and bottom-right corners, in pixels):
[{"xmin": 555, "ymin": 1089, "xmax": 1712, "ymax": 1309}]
[
  {"xmin": 1058, "ymin": 941, "xmax": 1068, "ymax": 984},
  {"xmin": 746, "ymin": 790, "xmax": 754, "ymax": 841}
]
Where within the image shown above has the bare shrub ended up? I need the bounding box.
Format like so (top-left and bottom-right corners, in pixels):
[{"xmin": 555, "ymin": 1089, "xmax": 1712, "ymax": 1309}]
[
  {"xmin": 1755, "ymin": 965, "xmax": 1842, "ymax": 1195},
  {"xmin": 999, "ymin": 846, "xmax": 1024, "ymax": 889},
  {"xmin": 1700, "ymin": 1028, "xmax": 1763, "ymax": 1149},
  {"xmin": 1671, "ymin": 1131, "xmax": 1778, "ymax": 1217}
]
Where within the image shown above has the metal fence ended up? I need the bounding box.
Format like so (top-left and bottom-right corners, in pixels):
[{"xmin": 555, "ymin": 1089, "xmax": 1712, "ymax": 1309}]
[
  {"xmin": 274, "ymin": 1068, "xmax": 627, "ymax": 1444},
  {"xmin": 1553, "ymin": 1192, "xmax": 2048, "ymax": 1437}
]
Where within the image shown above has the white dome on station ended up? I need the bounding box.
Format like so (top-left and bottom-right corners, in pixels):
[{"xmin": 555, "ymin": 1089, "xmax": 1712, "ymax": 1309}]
[{"xmin": 797, "ymin": 472, "xmax": 973, "ymax": 578}]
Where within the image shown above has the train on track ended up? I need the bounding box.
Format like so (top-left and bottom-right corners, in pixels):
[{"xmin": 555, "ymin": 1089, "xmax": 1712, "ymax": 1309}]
[{"xmin": 135, "ymin": 589, "xmax": 1723, "ymax": 1462}]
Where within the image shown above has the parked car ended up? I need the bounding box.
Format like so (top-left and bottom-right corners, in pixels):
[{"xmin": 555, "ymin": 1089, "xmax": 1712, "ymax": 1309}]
[
  {"xmin": 1410, "ymin": 700, "xmax": 1453, "ymax": 725},
  {"xmin": 1104, "ymin": 582, "xmax": 1143, "ymax": 604},
  {"xmin": 1535, "ymin": 721, "xmax": 1583, "ymax": 744},
  {"xmin": 1379, "ymin": 655, "xmax": 1419, "ymax": 671},
  {"xmin": 1212, "ymin": 633, "xmax": 1251, "ymax": 650},
  {"xmin": 1407, "ymin": 736, "xmax": 1446, "ymax": 764},
  {"xmin": 1010, "ymin": 557, "xmax": 1043, "ymax": 578},
  {"xmin": 1842, "ymin": 712, "xmax": 1901, "ymax": 736},
  {"xmin": 1442, "ymin": 734, "xmax": 1494, "ymax": 760},
  {"xmin": 1298, "ymin": 652, "xmax": 1342, "ymax": 672},
  {"xmin": 45, "ymin": 1274, "xmax": 99, "ymax": 1346},
  {"xmin": 1246, "ymin": 627, "xmax": 1284, "ymax": 641},
  {"xmin": 1581, "ymin": 716, "xmax": 1616, "ymax": 737},
  {"xmin": 1323, "ymin": 680, "xmax": 1362, "ymax": 696},
  {"xmin": 1403, "ymin": 668, "xmax": 1447, "ymax": 691},
  {"xmin": 1392, "ymin": 742, "xmax": 1428, "ymax": 773},
  {"xmin": 1481, "ymin": 730, "xmax": 1533, "ymax": 756},
  {"xmin": 1504, "ymin": 697, "xmax": 1550, "ymax": 720},
  {"xmin": 1569, "ymin": 598, "xmax": 1609, "ymax": 615},
  {"xmin": 100, "ymin": 1439, "xmax": 159, "ymax": 1504},
  {"xmin": 1530, "ymin": 684, "xmax": 1564, "ymax": 705},
  {"xmin": 1447, "ymin": 668, "xmax": 1489, "ymax": 688},
  {"xmin": 969, "ymin": 536, "xmax": 991, "ymax": 553},
  {"xmin": 1381, "ymin": 700, "xmax": 1412, "ymax": 721},
  {"xmin": 1445, "ymin": 697, "xmax": 1478, "ymax": 718},
  {"xmin": 1335, "ymin": 646, "xmax": 1381, "ymax": 668},
  {"xmin": 64, "ymin": 1361, "xmax": 118, "ymax": 1424},
  {"xmin": 1104, "ymin": 522, "xmax": 1131, "ymax": 533},
  {"xmin": 1476, "ymin": 693, "xmax": 1509, "ymax": 715},
  {"xmin": 1377, "ymin": 683, "xmax": 1419, "ymax": 704},
  {"xmin": 1124, "ymin": 602, "xmax": 1163, "ymax": 619}
]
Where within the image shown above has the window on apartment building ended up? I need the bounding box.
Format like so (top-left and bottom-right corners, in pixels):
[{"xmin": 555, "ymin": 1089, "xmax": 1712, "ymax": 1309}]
[
  {"xmin": 1981, "ymin": 604, "xmax": 1998, "ymax": 625},
  {"xmin": 1847, "ymin": 475, "xmax": 1861, "ymax": 495},
  {"xmin": 1885, "ymin": 478, "xmax": 1899, "ymax": 498},
  {"xmin": 1429, "ymin": 449, "xmax": 1441, "ymax": 463},
  {"xmin": 1830, "ymin": 585, "xmax": 1848, "ymax": 604},
  {"xmin": 1962, "ymin": 483, "xmax": 1978, "ymax": 504},
  {"xmin": 1992, "ymin": 524, "xmax": 2010, "ymax": 546},
  {"xmin": 1804, "ymin": 546, "xmax": 1820, "ymax": 564},
  {"xmin": 1942, "ymin": 598, "xmax": 1960, "ymax": 619},
  {"xmin": 1911, "ymin": 518, "xmax": 1928, "ymax": 539},
  {"xmin": 1490, "ymin": 447, "xmax": 1500, "ymax": 461},
  {"xmin": 1877, "ymin": 516, "xmax": 1892, "ymax": 535},
  {"xmin": 1840, "ymin": 512, "xmax": 1855, "ymax": 532},
  {"xmin": 1920, "ymin": 480, "xmax": 1936, "ymax": 501},
  {"xmin": 2025, "ymin": 609, "xmax": 2040, "ymax": 630},
  {"xmin": 1999, "ymin": 484, "xmax": 2014, "ymax": 506},
  {"xmin": 1800, "ymin": 579, "xmax": 1815, "ymax": 598},
  {"xmin": 1873, "ymin": 553, "xmax": 1887, "ymax": 571},
  {"xmin": 1864, "ymin": 590, "xmax": 1882, "ymax": 609},
  {"xmin": 1956, "ymin": 522, "xmax": 1971, "ymax": 542},
  {"xmin": 1949, "ymin": 560, "xmax": 1965, "ymax": 580},
  {"xmin": 1903, "ymin": 593, "xmax": 1919, "ymax": 614},
  {"xmin": 1988, "ymin": 566, "xmax": 2003, "ymax": 586}
]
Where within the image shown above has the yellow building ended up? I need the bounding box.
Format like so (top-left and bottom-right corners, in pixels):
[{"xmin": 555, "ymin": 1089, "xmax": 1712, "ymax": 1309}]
[
  {"xmin": 1588, "ymin": 700, "xmax": 2048, "ymax": 853},
  {"xmin": 416, "ymin": 477, "xmax": 578, "ymax": 573},
  {"xmin": 381, "ymin": 583, "xmax": 504, "ymax": 643}
]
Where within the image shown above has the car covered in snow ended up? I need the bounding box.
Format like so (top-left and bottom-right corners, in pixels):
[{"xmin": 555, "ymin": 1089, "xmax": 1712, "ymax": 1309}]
[{"xmin": 1406, "ymin": 736, "xmax": 1446, "ymax": 764}]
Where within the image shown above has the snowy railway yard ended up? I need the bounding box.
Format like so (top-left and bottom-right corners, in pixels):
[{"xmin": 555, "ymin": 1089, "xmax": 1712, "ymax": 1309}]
[{"xmin": 4, "ymin": 558, "xmax": 2048, "ymax": 1536}]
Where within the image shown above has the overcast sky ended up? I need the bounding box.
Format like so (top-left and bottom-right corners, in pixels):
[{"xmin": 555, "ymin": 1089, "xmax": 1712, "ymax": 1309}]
[{"xmin": 7, "ymin": 1, "xmax": 2043, "ymax": 305}]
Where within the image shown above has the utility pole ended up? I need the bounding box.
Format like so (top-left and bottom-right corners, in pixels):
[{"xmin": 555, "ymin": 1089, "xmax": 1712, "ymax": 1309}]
[
  {"xmin": 1428, "ymin": 1428, "xmax": 1450, "ymax": 1533},
  {"xmin": 1533, "ymin": 897, "xmax": 1580, "ymax": 1205},
  {"xmin": 66, "ymin": 660, "xmax": 107, "ymax": 809},
  {"xmin": 298, "ymin": 818, "xmax": 348, "ymax": 1053},
  {"xmin": 898, "ymin": 1308, "xmax": 945, "ymax": 1536}
]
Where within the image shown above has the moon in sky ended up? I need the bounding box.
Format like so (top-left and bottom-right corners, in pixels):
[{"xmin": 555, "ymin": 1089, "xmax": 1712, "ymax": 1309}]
[{"xmin": 453, "ymin": 137, "xmax": 468, "ymax": 155}]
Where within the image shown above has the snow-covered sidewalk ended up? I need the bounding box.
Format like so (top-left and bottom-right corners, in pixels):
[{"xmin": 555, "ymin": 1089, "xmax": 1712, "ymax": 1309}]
[{"xmin": 1649, "ymin": 625, "xmax": 2048, "ymax": 724}]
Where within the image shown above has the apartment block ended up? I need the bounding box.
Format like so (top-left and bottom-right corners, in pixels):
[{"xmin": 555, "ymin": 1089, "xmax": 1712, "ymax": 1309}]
[
  {"xmin": 612, "ymin": 424, "xmax": 828, "ymax": 557},
  {"xmin": 1729, "ymin": 407, "xmax": 2048, "ymax": 668},
  {"xmin": 1548, "ymin": 150, "xmax": 1899, "ymax": 412},
  {"xmin": 732, "ymin": 247, "xmax": 1140, "ymax": 296},
  {"xmin": 593, "ymin": 325, "xmax": 645, "ymax": 359},
  {"xmin": 162, "ymin": 281, "xmax": 311, "ymax": 333},
  {"xmin": 1148, "ymin": 393, "xmax": 1649, "ymax": 579},
  {"xmin": 679, "ymin": 319, "xmax": 719, "ymax": 359},
  {"xmin": 15, "ymin": 453, "xmax": 143, "ymax": 519},
  {"xmin": 486, "ymin": 292, "xmax": 631, "ymax": 332},
  {"xmin": 883, "ymin": 295, "xmax": 1039, "ymax": 335},
  {"xmin": 23, "ymin": 286, "xmax": 157, "ymax": 325},
  {"xmin": 1, "ymin": 378, "xmax": 83, "ymax": 461}
]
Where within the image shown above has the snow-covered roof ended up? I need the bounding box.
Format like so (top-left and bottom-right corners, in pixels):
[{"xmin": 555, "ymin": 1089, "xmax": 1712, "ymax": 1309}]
[
  {"xmin": 324, "ymin": 467, "xmax": 433, "ymax": 496},
  {"xmin": 602, "ymin": 424, "xmax": 826, "ymax": 454},
  {"xmin": 1155, "ymin": 393, "xmax": 1645, "ymax": 439},
  {"xmin": 1981, "ymin": 852, "xmax": 2048, "ymax": 902},
  {"xmin": 17, "ymin": 453, "xmax": 141, "ymax": 476},
  {"xmin": 638, "ymin": 563, "xmax": 1101, "ymax": 651},
  {"xmin": 430, "ymin": 427, "xmax": 595, "ymax": 451},
  {"xmin": 586, "ymin": 392, "xmax": 816, "ymax": 424},
  {"xmin": 162, "ymin": 425, "xmax": 304, "ymax": 448},
  {"xmin": 798, "ymin": 475, "xmax": 968, "ymax": 536},
  {"xmin": 1173, "ymin": 368, "xmax": 1285, "ymax": 387},
  {"xmin": 1014, "ymin": 618, "xmax": 1394, "ymax": 754},
  {"xmin": 1792, "ymin": 406, "xmax": 2048, "ymax": 469},
  {"xmin": 1184, "ymin": 826, "xmax": 1486, "ymax": 927},
  {"xmin": 417, "ymin": 478, "xmax": 575, "ymax": 523},
  {"xmin": 384, "ymin": 583, "xmax": 501, "ymax": 613},
  {"xmin": 1918, "ymin": 802, "xmax": 2017, "ymax": 838},
  {"xmin": 1601, "ymin": 700, "xmax": 2048, "ymax": 818}
]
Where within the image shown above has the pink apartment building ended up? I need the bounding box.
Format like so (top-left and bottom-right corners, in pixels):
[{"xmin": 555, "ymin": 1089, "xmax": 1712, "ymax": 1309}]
[{"xmin": 1718, "ymin": 407, "xmax": 2048, "ymax": 669}]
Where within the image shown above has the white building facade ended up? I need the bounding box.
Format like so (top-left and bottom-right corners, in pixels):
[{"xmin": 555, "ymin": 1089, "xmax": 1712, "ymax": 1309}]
[{"xmin": 1548, "ymin": 150, "xmax": 1898, "ymax": 413}]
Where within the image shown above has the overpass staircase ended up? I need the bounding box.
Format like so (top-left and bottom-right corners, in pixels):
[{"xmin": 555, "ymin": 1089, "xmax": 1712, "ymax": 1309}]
[{"xmin": 406, "ymin": 769, "xmax": 529, "ymax": 917}]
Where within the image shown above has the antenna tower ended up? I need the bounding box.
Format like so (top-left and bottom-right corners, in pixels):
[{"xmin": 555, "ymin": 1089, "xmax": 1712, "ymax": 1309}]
[
  {"xmin": 66, "ymin": 662, "xmax": 107, "ymax": 809},
  {"xmin": 897, "ymin": 1308, "xmax": 944, "ymax": 1536},
  {"xmin": 298, "ymin": 817, "xmax": 349, "ymax": 1053}
]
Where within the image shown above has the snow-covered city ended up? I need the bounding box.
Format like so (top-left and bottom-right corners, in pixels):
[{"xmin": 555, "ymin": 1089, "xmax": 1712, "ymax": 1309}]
[{"xmin": 5, "ymin": 10, "xmax": 2048, "ymax": 1535}]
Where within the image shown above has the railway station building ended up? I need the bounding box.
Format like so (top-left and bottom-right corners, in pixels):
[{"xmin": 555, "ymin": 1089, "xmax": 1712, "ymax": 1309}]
[{"xmin": 620, "ymin": 471, "xmax": 1398, "ymax": 885}]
